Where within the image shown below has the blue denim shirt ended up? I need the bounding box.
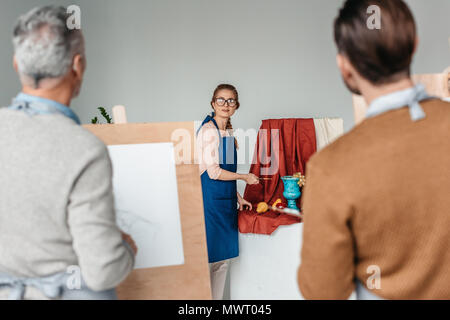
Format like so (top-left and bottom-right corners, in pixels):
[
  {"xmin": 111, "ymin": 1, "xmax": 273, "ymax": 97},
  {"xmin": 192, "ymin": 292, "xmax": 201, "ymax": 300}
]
[
  {"xmin": 8, "ymin": 92, "xmax": 81, "ymax": 125},
  {"xmin": 366, "ymin": 83, "xmax": 432, "ymax": 121}
]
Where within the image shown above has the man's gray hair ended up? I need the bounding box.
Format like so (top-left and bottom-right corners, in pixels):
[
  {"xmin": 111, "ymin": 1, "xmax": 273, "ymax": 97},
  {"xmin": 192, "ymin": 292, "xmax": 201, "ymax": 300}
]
[{"xmin": 12, "ymin": 5, "xmax": 84, "ymax": 88}]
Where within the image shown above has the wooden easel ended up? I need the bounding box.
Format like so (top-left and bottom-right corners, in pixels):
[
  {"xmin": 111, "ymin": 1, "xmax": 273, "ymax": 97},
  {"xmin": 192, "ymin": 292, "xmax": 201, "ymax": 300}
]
[
  {"xmin": 83, "ymin": 106, "xmax": 212, "ymax": 300},
  {"xmin": 352, "ymin": 71, "xmax": 450, "ymax": 124}
]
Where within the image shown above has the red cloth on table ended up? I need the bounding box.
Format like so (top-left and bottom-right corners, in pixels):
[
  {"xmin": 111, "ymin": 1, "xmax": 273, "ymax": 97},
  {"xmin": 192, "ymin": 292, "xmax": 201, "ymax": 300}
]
[{"xmin": 238, "ymin": 118, "xmax": 317, "ymax": 235}]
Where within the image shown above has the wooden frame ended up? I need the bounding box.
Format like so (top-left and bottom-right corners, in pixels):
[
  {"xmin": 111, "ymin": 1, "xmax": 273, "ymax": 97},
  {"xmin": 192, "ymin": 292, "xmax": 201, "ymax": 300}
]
[
  {"xmin": 352, "ymin": 73, "xmax": 450, "ymax": 124},
  {"xmin": 83, "ymin": 122, "xmax": 211, "ymax": 300}
]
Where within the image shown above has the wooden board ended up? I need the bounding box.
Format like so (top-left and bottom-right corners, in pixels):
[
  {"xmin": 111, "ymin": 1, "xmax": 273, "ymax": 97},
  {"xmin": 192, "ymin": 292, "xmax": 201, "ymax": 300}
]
[
  {"xmin": 83, "ymin": 122, "xmax": 211, "ymax": 300},
  {"xmin": 353, "ymin": 73, "xmax": 450, "ymax": 124}
]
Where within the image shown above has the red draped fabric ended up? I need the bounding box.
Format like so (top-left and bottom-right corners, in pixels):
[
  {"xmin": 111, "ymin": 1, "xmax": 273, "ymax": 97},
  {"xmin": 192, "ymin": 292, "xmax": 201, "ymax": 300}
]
[{"xmin": 238, "ymin": 118, "xmax": 317, "ymax": 235}]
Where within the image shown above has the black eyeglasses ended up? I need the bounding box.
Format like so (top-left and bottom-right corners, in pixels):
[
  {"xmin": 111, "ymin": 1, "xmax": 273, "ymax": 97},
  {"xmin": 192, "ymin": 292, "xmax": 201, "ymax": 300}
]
[{"xmin": 215, "ymin": 97, "xmax": 237, "ymax": 107}]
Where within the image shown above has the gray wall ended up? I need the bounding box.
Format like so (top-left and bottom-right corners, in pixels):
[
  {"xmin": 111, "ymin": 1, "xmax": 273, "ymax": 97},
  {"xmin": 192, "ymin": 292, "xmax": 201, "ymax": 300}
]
[{"xmin": 1, "ymin": 0, "xmax": 449, "ymax": 133}]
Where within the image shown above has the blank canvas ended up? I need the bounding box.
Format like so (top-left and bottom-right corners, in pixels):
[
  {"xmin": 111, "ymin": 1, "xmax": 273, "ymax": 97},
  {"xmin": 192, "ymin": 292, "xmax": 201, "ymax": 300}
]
[{"xmin": 107, "ymin": 143, "xmax": 184, "ymax": 269}]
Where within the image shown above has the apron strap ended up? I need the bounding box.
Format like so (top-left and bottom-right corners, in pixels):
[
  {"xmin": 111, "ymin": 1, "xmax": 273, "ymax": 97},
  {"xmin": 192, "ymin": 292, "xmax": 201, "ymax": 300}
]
[
  {"xmin": 0, "ymin": 272, "xmax": 67, "ymax": 300},
  {"xmin": 355, "ymin": 280, "xmax": 384, "ymax": 300},
  {"xmin": 197, "ymin": 112, "xmax": 222, "ymax": 139},
  {"xmin": 8, "ymin": 93, "xmax": 81, "ymax": 125},
  {"xmin": 366, "ymin": 84, "xmax": 432, "ymax": 121}
]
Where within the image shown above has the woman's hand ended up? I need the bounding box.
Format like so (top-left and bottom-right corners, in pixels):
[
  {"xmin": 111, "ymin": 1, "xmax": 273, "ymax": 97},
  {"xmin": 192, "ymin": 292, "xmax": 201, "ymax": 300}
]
[
  {"xmin": 121, "ymin": 231, "xmax": 138, "ymax": 255},
  {"xmin": 244, "ymin": 173, "xmax": 259, "ymax": 185},
  {"xmin": 238, "ymin": 197, "xmax": 253, "ymax": 211}
]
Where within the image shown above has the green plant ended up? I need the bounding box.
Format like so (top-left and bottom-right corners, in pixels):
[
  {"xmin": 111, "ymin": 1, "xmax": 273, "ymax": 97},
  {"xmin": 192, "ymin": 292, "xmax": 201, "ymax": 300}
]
[{"xmin": 91, "ymin": 107, "xmax": 113, "ymax": 124}]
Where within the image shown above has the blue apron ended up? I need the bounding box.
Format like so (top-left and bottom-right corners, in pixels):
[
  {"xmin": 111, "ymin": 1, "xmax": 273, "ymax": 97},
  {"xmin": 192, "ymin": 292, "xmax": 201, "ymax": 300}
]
[{"xmin": 198, "ymin": 114, "xmax": 239, "ymax": 263}]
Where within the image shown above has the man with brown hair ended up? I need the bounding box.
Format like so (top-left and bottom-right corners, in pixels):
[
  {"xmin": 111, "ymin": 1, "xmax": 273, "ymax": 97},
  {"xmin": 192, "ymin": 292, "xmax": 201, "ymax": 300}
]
[{"xmin": 297, "ymin": 0, "xmax": 450, "ymax": 299}]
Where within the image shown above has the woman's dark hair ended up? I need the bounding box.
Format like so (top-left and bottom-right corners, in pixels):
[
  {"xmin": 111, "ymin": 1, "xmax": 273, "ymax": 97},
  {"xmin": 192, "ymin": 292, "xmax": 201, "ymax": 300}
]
[
  {"xmin": 211, "ymin": 84, "xmax": 240, "ymax": 130},
  {"xmin": 334, "ymin": 0, "xmax": 416, "ymax": 85}
]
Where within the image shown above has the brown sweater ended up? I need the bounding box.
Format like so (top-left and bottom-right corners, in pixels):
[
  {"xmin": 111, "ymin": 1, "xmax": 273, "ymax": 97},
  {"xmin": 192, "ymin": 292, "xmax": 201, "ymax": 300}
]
[{"xmin": 298, "ymin": 99, "xmax": 450, "ymax": 300}]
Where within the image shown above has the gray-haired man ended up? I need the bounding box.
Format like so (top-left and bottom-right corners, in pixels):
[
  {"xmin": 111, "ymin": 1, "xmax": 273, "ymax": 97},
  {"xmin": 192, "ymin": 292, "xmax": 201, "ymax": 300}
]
[{"xmin": 0, "ymin": 6, "xmax": 136, "ymax": 299}]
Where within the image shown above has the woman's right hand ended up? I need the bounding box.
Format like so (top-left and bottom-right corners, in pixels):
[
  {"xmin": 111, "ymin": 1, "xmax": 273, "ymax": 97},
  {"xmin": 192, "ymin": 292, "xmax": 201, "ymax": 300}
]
[{"xmin": 244, "ymin": 173, "xmax": 259, "ymax": 185}]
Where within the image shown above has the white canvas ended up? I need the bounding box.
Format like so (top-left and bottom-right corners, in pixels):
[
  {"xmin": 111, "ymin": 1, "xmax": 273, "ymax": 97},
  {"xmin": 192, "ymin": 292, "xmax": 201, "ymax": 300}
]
[{"xmin": 108, "ymin": 143, "xmax": 184, "ymax": 269}]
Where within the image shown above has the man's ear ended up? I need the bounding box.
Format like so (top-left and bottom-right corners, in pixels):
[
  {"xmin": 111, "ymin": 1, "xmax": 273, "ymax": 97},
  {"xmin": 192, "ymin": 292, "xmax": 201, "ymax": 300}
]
[
  {"xmin": 412, "ymin": 36, "xmax": 419, "ymax": 55},
  {"xmin": 336, "ymin": 54, "xmax": 349, "ymax": 77},
  {"xmin": 72, "ymin": 54, "xmax": 85, "ymax": 80},
  {"xmin": 13, "ymin": 56, "xmax": 18, "ymax": 73},
  {"xmin": 337, "ymin": 53, "xmax": 358, "ymax": 80}
]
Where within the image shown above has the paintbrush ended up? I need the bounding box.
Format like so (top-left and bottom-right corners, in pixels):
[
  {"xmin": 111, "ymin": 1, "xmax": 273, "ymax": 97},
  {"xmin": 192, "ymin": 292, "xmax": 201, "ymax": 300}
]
[{"xmin": 270, "ymin": 206, "xmax": 302, "ymax": 218}]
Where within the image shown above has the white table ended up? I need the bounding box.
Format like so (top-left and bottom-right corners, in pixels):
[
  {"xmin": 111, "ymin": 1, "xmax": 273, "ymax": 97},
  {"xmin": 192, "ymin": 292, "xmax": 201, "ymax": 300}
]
[{"xmin": 229, "ymin": 223, "xmax": 305, "ymax": 299}]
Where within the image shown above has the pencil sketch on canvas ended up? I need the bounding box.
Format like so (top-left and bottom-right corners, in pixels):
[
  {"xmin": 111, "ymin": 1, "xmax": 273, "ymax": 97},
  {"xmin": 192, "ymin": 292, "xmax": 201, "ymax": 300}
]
[{"xmin": 108, "ymin": 143, "xmax": 184, "ymax": 269}]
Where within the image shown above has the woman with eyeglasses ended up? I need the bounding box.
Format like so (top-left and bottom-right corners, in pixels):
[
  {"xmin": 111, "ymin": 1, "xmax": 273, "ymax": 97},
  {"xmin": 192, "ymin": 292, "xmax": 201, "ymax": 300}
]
[{"xmin": 196, "ymin": 84, "xmax": 259, "ymax": 300}]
